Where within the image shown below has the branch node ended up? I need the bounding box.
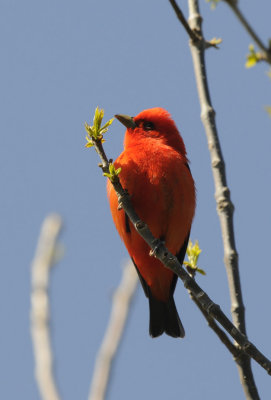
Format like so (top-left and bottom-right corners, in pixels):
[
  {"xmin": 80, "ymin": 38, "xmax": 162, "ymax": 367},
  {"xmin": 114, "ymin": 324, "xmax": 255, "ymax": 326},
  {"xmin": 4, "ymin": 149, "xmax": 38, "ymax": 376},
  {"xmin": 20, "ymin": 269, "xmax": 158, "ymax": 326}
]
[
  {"xmin": 195, "ymin": 290, "xmax": 205, "ymax": 301},
  {"xmin": 201, "ymin": 105, "xmax": 216, "ymax": 124},
  {"xmin": 135, "ymin": 220, "xmax": 146, "ymax": 231},
  {"xmin": 189, "ymin": 29, "xmax": 203, "ymax": 46},
  {"xmin": 207, "ymin": 301, "xmax": 220, "ymax": 315},
  {"xmin": 169, "ymin": 0, "xmax": 202, "ymax": 43},
  {"xmin": 98, "ymin": 163, "xmax": 107, "ymax": 173},
  {"xmin": 211, "ymin": 159, "xmax": 222, "ymax": 169},
  {"xmin": 183, "ymin": 274, "xmax": 192, "ymax": 289},
  {"xmin": 215, "ymin": 186, "xmax": 235, "ymax": 214},
  {"xmin": 230, "ymin": 303, "xmax": 244, "ymax": 317},
  {"xmin": 217, "ymin": 198, "xmax": 233, "ymax": 213},
  {"xmin": 149, "ymin": 238, "xmax": 164, "ymax": 258}
]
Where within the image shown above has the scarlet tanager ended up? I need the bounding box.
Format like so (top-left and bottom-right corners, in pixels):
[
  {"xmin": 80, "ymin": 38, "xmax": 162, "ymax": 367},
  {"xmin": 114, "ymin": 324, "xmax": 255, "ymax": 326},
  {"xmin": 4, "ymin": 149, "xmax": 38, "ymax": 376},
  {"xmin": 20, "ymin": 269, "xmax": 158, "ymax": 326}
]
[{"xmin": 107, "ymin": 108, "xmax": 196, "ymax": 338}]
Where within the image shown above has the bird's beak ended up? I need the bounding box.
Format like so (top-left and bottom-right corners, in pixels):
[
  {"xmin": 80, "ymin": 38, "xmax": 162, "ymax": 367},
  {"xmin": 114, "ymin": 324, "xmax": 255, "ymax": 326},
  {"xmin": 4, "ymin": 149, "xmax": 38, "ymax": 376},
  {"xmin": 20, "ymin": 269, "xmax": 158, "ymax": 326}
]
[{"xmin": 115, "ymin": 114, "xmax": 137, "ymax": 130}]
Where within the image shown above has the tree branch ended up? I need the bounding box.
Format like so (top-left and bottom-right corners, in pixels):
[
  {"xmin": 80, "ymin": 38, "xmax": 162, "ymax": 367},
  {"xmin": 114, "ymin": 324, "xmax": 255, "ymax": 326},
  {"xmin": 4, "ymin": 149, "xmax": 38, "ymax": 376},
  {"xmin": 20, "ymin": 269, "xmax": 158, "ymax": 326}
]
[
  {"xmin": 186, "ymin": 0, "xmax": 245, "ymax": 333},
  {"xmin": 88, "ymin": 262, "xmax": 138, "ymax": 400},
  {"xmin": 222, "ymin": 0, "xmax": 271, "ymax": 64},
  {"xmin": 169, "ymin": 0, "xmax": 261, "ymax": 398},
  {"xmin": 89, "ymin": 136, "xmax": 271, "ymax": 377},
  {"xmin": 30, "ymin": 214, "xmax": 62, "ymax": 400},
  {"xmin": 190, "ymin": 292, "xmax": 239, "ymax": 358},
  {"xmin": 169, "ymin": 0, "xmax": 199, "ymax": 42}
]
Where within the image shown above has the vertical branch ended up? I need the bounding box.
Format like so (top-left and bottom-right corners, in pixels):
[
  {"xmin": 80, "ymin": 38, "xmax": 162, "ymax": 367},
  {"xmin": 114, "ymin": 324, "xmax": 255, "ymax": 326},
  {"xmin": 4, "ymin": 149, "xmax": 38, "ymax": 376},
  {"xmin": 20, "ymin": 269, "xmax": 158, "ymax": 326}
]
[
  {"xmin": 88, "ymin": 262, "xmax": 138, "ymax": 400},
  {"xmin": 31, "ymin": 214, "xmax": 62, "ymax": 400},
  {"xmin": 186, "ymin": 0, "xmax": 259, "ymax": 398},
  {"xmin": 187, "ymin": 1, "xmax": 244, "ymax": 333}
]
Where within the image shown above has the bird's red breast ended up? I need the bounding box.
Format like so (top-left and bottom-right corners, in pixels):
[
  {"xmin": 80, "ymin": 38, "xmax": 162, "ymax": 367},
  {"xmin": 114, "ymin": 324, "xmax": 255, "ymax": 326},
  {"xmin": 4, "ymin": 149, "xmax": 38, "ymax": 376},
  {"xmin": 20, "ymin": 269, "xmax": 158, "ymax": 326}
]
[{"xmin": 107, "ymin": 108, "xmax": 195, "ymax": 302}]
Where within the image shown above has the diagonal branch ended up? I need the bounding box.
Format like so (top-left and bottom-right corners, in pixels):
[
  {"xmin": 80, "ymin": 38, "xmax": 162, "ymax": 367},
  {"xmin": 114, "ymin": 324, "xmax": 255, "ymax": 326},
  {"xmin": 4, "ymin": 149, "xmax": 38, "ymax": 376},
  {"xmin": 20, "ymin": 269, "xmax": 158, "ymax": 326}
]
[
  {"xmin": 190, "ymin": 293, "xmax": 239, "ymax": 358},
  {"xmin": 30, "ymin": 214, "xmax": 62, "ymax": 400},
  {"xmin": 88, "ymin": 262, "xmax": 138, "ymax": 400},
  {"xmin": 89, "ymin": 136, "xmax": 271, "ymax": 376},
  {"xmin": 169, "ymin": 0, "xmax": 199, "ymax": 42},
  {"xmin": 222, "ymin": 0, "xmax": 271, "ymax": 64}
]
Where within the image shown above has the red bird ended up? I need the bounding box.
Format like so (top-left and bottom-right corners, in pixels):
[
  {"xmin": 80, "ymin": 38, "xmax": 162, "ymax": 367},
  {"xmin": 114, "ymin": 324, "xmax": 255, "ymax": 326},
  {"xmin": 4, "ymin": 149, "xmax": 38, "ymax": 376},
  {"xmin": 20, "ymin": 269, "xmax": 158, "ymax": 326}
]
[{"xmin": 107, "ymin": 108, "xmax": 196, "ymax": 338}]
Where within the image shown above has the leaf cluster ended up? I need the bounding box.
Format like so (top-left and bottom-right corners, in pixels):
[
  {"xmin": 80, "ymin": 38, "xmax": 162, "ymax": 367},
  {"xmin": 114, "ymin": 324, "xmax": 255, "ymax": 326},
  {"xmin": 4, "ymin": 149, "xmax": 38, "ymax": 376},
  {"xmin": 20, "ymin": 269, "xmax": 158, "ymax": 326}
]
[
  {"xmin": 184, "ymin": 240, "xmax": 206, "ymax": 275},
  {"xmin": 245, "ymin": 44, "xmax": 266, "ymax": 68},
  {"xmin": 85, "ymin": 107, "xmax": 114, "ymax": 147},
  {"xmin": 103, "ymin": 163, "xmax": 121, "ymax": 182}
]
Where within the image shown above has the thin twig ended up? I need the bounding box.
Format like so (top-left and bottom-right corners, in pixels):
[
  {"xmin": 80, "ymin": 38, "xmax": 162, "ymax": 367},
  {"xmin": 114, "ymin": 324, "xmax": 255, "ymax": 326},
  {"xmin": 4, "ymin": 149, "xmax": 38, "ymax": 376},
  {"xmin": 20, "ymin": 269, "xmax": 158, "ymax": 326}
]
[
  {"xmin": 88, "ymin": 262, "xmax": 138, "ymax": 400},
  {"xmin": 223, "ymin": 0, "xmax": 271, "ymax": 64},
  {"xmin": 30, "ymin": 214, "xmax": 62, "ymax": 400},
  {"xmin": 190, "ymin": 293, "xmax": 239, "ymax": 357},
  {"xmin": 90, "ymin": 137, "xmax": 271, "ymax": 376},
  {"xmin": 187, "ymin": 269, "xmax": 238, "ymax": 356},
  {"xmin": 169, "ymin": 0, "xmax": 199, "ymax": 42}
]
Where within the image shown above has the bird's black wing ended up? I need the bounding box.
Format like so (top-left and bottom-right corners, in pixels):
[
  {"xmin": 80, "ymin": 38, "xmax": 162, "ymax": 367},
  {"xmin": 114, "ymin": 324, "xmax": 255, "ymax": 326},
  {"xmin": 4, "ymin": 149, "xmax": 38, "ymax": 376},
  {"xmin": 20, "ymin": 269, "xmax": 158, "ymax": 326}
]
[{"xmin": 131, "ymin": 257, "xmax": 149, "ymax": 298}]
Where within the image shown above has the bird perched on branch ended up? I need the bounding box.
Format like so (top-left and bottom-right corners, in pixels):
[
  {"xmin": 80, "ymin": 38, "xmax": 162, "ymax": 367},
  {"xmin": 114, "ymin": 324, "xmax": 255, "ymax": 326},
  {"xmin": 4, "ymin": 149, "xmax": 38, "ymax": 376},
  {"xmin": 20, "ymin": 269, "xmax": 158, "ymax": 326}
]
[{"xmin": 107, "ymin": 107, "xmax": 196, "ymax": 338}]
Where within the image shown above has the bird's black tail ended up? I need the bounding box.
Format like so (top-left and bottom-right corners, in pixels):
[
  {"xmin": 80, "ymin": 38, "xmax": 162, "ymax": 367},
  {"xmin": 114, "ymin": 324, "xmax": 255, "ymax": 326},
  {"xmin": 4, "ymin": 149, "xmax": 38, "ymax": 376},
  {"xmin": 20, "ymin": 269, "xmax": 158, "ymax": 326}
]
[{"xmin": 148, "ymin": 292, "xmax": 185, "ymax": 338}]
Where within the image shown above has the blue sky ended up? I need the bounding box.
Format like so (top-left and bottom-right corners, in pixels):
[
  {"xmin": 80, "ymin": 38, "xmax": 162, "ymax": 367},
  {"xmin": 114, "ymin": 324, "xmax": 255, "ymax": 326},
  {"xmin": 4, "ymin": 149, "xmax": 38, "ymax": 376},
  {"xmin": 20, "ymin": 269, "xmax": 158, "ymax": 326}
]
[{"xmin": 1, "ymin": 1, "xmax": 271, "ymax": 399}]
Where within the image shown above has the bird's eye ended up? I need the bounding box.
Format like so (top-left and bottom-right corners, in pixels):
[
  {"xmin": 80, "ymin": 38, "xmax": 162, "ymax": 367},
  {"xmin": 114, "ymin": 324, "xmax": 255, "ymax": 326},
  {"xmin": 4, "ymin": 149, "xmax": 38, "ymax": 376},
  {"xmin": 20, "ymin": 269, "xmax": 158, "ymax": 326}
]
[{"xmin": 143, "ymin": 121, "xmax": 155, "ymax": 131}]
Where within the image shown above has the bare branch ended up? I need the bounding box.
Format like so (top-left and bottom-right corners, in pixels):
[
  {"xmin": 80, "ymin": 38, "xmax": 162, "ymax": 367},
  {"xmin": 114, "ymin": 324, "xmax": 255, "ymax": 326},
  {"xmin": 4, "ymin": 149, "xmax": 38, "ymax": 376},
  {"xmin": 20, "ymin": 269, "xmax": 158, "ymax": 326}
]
[
  {"xmin": 223, "ymin": 0, "xmax": 271, "ymax": 64},
  {"xmin": 30, "ymin": 214, "xmax": 62, "ymax": 400},
  {"xmin": 190, "ymin": 293, "xmax": 239, "ymax": 358},
  {"xmin": 88, "ymin": 262, "xmax": 138, "ymax": 400},
  {"xmin": 169, "ymin": 0, "xmax": 200, "ymax": 42},
  {"xmin": 187, "ymin": 0, "xmax": 245, "ymax": 333}
]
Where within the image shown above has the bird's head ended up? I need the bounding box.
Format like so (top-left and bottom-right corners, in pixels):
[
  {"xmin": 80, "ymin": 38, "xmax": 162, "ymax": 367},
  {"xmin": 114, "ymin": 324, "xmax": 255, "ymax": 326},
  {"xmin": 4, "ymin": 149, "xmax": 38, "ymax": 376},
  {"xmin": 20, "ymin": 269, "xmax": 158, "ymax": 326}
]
[{"xmin": 115, "ymin": 107, "xmax": 187, "ymax": 156}]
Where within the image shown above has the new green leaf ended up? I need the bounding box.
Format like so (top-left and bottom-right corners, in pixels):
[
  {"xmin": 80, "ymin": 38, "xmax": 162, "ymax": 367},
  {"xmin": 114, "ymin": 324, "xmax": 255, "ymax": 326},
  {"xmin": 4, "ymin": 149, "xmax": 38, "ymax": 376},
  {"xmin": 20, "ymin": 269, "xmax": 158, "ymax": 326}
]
[
  {"xmin": 184, "ymin": 240, "xmax": 206, "ymax": 275},
  {"xmin": 85, "ymin": 106, "xmax": 114, "ymax": 146}
]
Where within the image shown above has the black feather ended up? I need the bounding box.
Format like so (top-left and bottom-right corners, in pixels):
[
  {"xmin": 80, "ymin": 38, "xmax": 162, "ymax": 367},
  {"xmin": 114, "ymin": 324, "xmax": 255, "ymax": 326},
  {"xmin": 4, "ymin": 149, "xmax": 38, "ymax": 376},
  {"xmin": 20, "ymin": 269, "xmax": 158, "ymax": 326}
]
[
  {"xmin": 148, "ymin": 292, "xmax": 185, "ymax": 338},
  {"xmin": 184, "ymin": 162, "xmax": 191, "ymax": 172},
  {"xmin": 131, "ymin": 245, "xmax": 188, "ymax": 339},
  {"xmin": 175, "ymin": 233, "xmax": 190, "ymax": 270},
  {"xmin": 125, "ymin": 213, "xmax": 131, "ymax": 233},
  {"xmin": 131, "ymin": 257, "xmax": 149, "ymax": 297}
]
